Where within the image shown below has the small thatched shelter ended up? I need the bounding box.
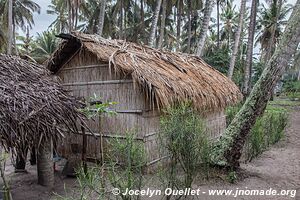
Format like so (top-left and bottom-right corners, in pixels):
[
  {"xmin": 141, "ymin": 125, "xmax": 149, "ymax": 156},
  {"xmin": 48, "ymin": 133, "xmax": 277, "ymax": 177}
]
[
  {"xmin": 47, "ymin": 32, "xmax": 242, "ymax": 169},
  {"xmin": 0, "ymin": 54, "xmax": 85, "ymax": 186}
]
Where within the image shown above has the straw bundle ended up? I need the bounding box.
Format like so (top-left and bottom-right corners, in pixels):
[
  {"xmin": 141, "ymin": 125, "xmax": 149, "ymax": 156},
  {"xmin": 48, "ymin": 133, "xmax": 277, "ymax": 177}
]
[
  {"xmin": 48, "ymin": 32, "xmax": 242, "ymax": 112},
  {"xmin": 0, "ymin": 54, "xmax": 86, "ymax": 154}
]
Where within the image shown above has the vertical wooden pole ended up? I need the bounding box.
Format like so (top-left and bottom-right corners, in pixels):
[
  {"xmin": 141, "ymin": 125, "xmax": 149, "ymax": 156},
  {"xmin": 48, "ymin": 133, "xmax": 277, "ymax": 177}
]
[{"xmin": 81, "ymin": 126, "xmax": 87, "ymax": 173}]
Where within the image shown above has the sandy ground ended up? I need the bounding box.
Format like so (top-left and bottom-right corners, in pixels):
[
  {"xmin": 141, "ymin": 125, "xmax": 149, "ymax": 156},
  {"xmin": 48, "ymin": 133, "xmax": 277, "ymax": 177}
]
[{"xmin": 1, "ymin": 107, "xmax": 300, "ymax": 200}]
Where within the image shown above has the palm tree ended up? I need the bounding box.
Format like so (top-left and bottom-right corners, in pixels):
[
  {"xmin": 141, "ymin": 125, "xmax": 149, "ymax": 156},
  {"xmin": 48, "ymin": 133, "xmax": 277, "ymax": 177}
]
[
  {"xmin": 157, "ymin": 0, "xmax": 167, "ymax": 49},
  {"xmin": 227, "ymin": 0, "xmax": 247, "ymax": 79},
  {"xmin": 47, "ymin": 0, "xmax": 84, "ymax": 33},
  {"xmin": 31, "ymin": 30, "xmax": 58, "ymax": 63},
  {"xmin": 98, "ymin": 0, "xmax": 106, "ymax": 35},
  {"xmin": 211, "ymin": 0, "xmax": 300, "ymax": 167},
  {"xmin": 196, "ymin": 0, "xmax": 213, "ymax": 56},
  {"xmin": 264, "ymin": 0, "xmax": 282, "ymax": 63},
  {"xmin": 181, "ymin": 0, "xmax": 202, "ymax": 53},
  {"xmin": 220, "ymin": 0, "xmax": 238, "ymax": 48},
  {"xmin": 243, "ymin": 0, "xmax": 258, "ymax": 95},
  {"xmin": 149, "ymin": 0, "xmax": 162, "ymax": 47},
  {"xmin": 37, "ymin": 138, "xmax": 54, "ymax": 187},
  {"xmin": 216, "ymin": 0, "xmax": 226, "ymax": 47},
  {"xmin": 0, "ymin": 26, "xmax": 6, "ymax": 53},
  {"xmin": 7, "ymin": 0, "xmax": 12, "ymax": 55},
  {"xmin": 0, "ymin": 0, "xmax": 40, "ymax": 54},
  {"xmin": 256, "ymin": 0, "xmax": 292, "ymax": 63},
  {"xmin": 47, "ymin": 0, "xmax": 69, "ymax": 33}
]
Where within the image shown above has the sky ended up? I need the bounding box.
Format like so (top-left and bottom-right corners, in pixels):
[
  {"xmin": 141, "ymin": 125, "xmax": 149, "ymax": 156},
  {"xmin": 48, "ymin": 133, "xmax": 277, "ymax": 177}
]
[{"xmin": 24, "ymin": 0, "xmax": 298, "ymax": 37}]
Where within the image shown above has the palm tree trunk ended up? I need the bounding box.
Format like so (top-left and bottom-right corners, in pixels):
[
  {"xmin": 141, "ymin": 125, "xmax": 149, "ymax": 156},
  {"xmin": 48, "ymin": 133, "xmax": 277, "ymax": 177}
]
[
  {"xmin": 211, "ymin": 0, "xmax": 300, "ymax": 168},
  {"xmin": 157, "ymin": 0, "xmax": 167, "ymax": 49},
  {"xmin": 227, "ymin": 0, "xmax": 247, "ymax": 79},
  {"xmin": 148, "ymin": 0, "xmax": 162, "ymax": 47},
  {"xmin": 196, "ymin": 0, "xmax": 214, "ymax": 56},
  {"xmin": 176, "ymin": 0, "xmax": 183, "ymax": 51},
  {"xmin": 67, "ymin": 0, "xmax": 73, "ymax": 32},
  {"xmin": 243, "ymin": 0, "xmax": 257, "ymax": 95},
  {"xmin": 187, "ymin": 0, "xmax": 192, "ymax": 53},
  {"xmin": 98, "ymin": 0, "xmax": 106, "ymax": 36},
  {"xmin": 265, "ymin": 0, "xmax": 283, "ymax": 63},
  {"xmin": 119, "ymin": 0, "xmax": 124, "ymax": 39},
  {"xmin": 37, "ymin": 138, "xmax": 54, "ymax": 187},
  {"xmin": 7, "ymin": 0, "xmax": 13, "ymax": 55},
  {"xmin": 140, "ymin": 0, "xmax": 145, "ymax": 42},
  {"xmin": 217, "ymin": 0, "xmax": 220, "ymax": 48}
]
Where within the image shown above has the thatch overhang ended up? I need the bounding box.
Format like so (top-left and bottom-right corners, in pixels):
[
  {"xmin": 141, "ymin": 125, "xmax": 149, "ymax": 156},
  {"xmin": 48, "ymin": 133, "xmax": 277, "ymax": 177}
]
[
  {"xmin": 0, "ymin": 54, "xmax": 86, "ymax": 153},
  {"xmin": 47, "ymin": 32, "xmax": 243, "ymax": 112}
]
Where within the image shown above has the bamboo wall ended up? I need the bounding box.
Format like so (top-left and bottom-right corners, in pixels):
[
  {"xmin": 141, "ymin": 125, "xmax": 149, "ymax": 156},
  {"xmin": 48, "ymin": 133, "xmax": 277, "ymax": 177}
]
[{"xmin": 56, "ymin": 48, "xmax": 226, "ymax": 167}]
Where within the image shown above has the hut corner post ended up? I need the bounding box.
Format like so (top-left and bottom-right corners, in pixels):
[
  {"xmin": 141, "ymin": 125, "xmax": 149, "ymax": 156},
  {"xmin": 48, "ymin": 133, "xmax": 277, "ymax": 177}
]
[{"xmin": 37, "ymin": 137, "xmax": 54, "ymax": 187}]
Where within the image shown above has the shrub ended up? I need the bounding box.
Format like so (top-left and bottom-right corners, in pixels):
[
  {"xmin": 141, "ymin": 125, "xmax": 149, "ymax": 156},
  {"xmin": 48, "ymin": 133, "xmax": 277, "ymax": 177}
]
[
  {"xmin": 283, "ymin": 80, "xmax": 300, "ymax": 100},
  {"xmin": 159, "ymin": 103, "xmax": 210, "ymax": 199},
  {"xmin": 225, "ymin": 103, "xmax": 243, "ymax": 126},
  {"xmin": 55, "ymin": 132, "xmax": 146, "ymax": 200},
  {"xmin": 226, "ymin": 105, "xmax": 288, "ymax": 161},
  {"xmin": 245, "ymin": 106, "xmax": 288, "ymax": 161},
  {"xmin": 107, "ymin": 132, "xmax": 146, "ymax": 200}
]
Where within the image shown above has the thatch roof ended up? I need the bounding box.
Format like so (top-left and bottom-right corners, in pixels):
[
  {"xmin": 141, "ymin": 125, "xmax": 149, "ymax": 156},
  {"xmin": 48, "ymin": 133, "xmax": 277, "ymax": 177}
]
[
  {"xmin": 47, "ymin": 32, "xmax": 242, "ymax": 112},
  {"xmin": 0, "ymin": 54, "xmax": 86, "ymax": 153}
]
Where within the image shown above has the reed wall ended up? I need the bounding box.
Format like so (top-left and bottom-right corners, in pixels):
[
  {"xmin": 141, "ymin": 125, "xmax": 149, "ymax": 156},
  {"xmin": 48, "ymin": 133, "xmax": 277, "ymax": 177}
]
[{"xmin": 56, "ymin": 49, "xmax": 226, "ymax": 167}]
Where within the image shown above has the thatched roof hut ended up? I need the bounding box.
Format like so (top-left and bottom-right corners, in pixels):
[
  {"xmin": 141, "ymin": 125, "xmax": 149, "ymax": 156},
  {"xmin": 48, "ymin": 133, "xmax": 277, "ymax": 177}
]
[
  {"xmin": 48, "ymin": 32, "xmax": 242, "ymax": 112},
  {"xmin": 46, "ymin": 32, "xmax": 242, "ymax": 170},
  {"xmin": 0, "ymin": 54, "xmax": 86, "ymax": 185},
  {"xmin": 0, "ymin": 54, "xmax": 85, "ymax": 150}
]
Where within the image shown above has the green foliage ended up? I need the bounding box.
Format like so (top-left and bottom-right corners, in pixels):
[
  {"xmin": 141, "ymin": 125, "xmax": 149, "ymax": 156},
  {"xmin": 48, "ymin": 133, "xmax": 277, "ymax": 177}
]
[
  {"xmin": 159, "ymin": 103, "xmax": 210, "ymax": 198},
  {"xmin": 30, "ymin": 30, "xmax": 58, "ymax": 63},
  {"xmin": 80, "ymin": 94, "xmax": 118, "ymax": 118},
  {"xmin": 225, "ymin": 103, "xmax": 243, "ymax": 126},
  {"xmin": 226, "ymin": 170, "xmax": 237, "ymax": 184},
  {"xmin": 55, "ymin": 132, "xmax": 145, "ymax": 200},
  {"xmin": 55, "ymin": 165, "xmax": 106, "ymax": 200},
  {"xmin": 283, "ymin": 80, "xmax": 300, "ymax": 99},
  {"xmin": 226, "ymin": 105, "xmax": 288, "ymax": 161},
  {"xmin": 107, "ymin": 132, "xmax": 146, "ymax": 200},
  {"xmin": 0, "ymin": 152, "xmax": 12, "ymax": 200}
]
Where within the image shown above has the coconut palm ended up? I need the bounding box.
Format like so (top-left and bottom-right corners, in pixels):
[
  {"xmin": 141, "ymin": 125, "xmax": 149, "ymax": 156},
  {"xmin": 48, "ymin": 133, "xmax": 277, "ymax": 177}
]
[
  {"xmin": 157, "ymin": 0, "xmax": 167, "ymax": 49},
  {"xmin": 216, "ymin": 0, "xmax": 226, "ymax": 47},
  {"xmin": 0, "ymin": 0, "xmax": 40, "ymax": 54},
  {"xmin": 47, "ymin": 0, "xmax": 69, "ymax": 33},
  {"xmin": 148, "ymin": 0, "xmax": 162, "ymax": 47},
  {"xmin": 219, "ymin": 0, "xmax": 238, "ymax": 50},
  {"xmin": 256, "ymin": 0, "xmax": 293, "ymax": 63},
  {"xmin": 31, "ymin": 30, "xmax": 58, "ymax": 63},
  {"xmin": 243, "ymin": 0, "xmax": 258, "ymax": 95},
  {"xmin": 196, "ymin": 0, "xmax": 214, "ymax": 56},
  {"xmin": 7, "ymin": 0, "xmax": 12, "ymax": 55},
  {"xmin": 227, "ymin": 0, "xmax": 247, "ymax": 79},
  {"xmin": 0, "ymin": 27, "xmax": 6, "ymax": 53}
]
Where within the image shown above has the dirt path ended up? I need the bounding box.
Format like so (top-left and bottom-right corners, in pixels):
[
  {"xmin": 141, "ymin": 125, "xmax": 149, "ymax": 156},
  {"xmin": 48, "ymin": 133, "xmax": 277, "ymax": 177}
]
[
  {"xmin": 2, "ymin": 107, "xmax": 300, "ymax": 200},
  {"xmin": 192, "ymin": 107, "xmax": 300, "ymax": 200}
]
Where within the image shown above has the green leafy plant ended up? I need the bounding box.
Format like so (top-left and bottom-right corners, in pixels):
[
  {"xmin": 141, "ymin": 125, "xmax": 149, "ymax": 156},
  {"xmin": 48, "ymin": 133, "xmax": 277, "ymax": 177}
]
[
  {"xmin": 226, "ymin": 105, "xmax": 288, "ymax": 161},
  {"xmin": 159, "ymin": 102, "xmax": 210, "ymax": 199},
  {"xmin": 107, "ymin": 131, "xmax": 146, "ymax": 200},
  {"xmin": 226, "ymin": 170, "xmax": 238, "ymax": 184},
  {"xmin": 0, "ymin": 152, "xmax": 12, "ymax": 200},
  {"xmin": 54, "ymin": 165, "xmax": 106, "ymax": 200},
  {"xmin": 80, "ymin": 93, "xmax": 118, "ymax": 118}
]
